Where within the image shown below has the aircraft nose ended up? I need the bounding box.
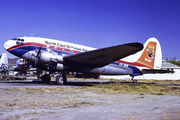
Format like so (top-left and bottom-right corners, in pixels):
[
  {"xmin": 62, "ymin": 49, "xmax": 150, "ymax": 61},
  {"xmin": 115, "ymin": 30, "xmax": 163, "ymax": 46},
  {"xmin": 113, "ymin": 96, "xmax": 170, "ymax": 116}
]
[{"xmin": 4, "ymin": 40, "xmax": 14, "ymax": 50}]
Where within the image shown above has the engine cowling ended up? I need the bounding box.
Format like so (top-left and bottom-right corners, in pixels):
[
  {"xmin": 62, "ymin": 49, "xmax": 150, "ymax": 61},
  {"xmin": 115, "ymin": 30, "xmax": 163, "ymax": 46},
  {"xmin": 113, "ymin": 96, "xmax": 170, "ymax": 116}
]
[
  {"xmin": 39, "ymin": 50, "xmax": 63, "ymax": 64},
  {"xmin": 56, "ymin": 63, "xmax": 64, "ymax": 71}
]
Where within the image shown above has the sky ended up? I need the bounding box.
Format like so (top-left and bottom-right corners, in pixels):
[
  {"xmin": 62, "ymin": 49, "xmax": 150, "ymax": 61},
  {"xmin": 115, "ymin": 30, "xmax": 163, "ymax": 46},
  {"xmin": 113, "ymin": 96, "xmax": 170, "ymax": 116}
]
[{"xmin": 0, "ymin": 0, "xmax": 180, "ymax": 60}]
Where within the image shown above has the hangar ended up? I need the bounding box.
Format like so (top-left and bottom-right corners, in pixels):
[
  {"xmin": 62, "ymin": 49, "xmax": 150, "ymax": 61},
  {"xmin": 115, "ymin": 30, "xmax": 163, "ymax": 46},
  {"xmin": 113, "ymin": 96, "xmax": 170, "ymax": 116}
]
[{"xmin": 100, "ymin": 62, "xmax": 180, "ymax": 80}]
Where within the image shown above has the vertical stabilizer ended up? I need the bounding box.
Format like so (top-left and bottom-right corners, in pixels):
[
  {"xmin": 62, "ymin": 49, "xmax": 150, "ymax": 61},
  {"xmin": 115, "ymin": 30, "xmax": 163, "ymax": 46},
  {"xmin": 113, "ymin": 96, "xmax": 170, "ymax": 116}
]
[
  {"xmin": 136, "ymin": 38, "xmax": 162, "ymax": 69},
  {"xmin": 0, "ymin": 53, "xmax": 9, "ymax": 74},
  {"xmin": 0, "ymin": 53, "xmax": 8, "ymax": 65}
]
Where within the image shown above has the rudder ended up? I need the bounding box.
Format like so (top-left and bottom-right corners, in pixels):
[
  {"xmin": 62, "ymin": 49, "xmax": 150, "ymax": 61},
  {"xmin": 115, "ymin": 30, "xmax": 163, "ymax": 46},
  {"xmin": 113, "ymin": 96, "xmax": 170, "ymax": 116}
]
[
  {"xmin": 136, "ymin": 38, "xmax": 162, "ymax": 69},
  {"xmin": 0, "ymin": 53, "xmax": 8, "ymax": 65}
]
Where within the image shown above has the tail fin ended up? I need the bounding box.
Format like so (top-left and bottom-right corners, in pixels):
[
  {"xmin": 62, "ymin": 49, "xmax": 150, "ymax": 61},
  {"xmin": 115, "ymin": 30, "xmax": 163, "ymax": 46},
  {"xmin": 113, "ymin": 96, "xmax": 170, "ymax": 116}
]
[
  {"xmin": 0, "ymin": 53, "xmax": 8, "ymax": 65},
  {"xmin": 136, "ymin": 38, "xmax": 162, "ymax": 69}
]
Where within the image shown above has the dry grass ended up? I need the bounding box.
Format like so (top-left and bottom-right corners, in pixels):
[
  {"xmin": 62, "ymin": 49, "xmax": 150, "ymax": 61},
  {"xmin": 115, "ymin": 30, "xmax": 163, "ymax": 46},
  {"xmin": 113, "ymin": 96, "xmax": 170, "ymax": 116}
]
[
  {"xmin": 69, "ymin": 78, "xmax": 180, "ymax": 84},
  {"xmin": 81, "ymin": 83, "xmax": 180, "ymax": 96},
  {"xmin": 0, "ymin": 87, "xmax": 94, "ymax": 112},
  {"xmin": 68, "ymin": 78, "xmax": 117, "ymax": 81},
  {"xmin": 4, "ymin": 87, "xmax": 79, "ymax": 94},
  {"xmin": 137, "ymin": 79, "xmax": 180, "ymax": 84}
]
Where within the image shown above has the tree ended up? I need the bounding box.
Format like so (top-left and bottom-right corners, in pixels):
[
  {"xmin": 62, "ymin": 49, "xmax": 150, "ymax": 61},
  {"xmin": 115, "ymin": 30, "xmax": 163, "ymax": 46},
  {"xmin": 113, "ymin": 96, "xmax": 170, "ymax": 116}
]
[{"xmin": 166, "ymin": 57, "xmax": 180, "ymax": 66}]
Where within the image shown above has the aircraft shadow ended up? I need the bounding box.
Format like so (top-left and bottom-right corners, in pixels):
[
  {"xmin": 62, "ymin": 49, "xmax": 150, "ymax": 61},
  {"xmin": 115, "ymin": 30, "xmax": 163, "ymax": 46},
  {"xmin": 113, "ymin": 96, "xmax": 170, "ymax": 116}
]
[
  {"xmin": 61, "ymin": 81, "xmax": 155, "ymax": 86},
  {"xmin": 0, "ymin": 80, "xmax": 156, "ymax": 87}
]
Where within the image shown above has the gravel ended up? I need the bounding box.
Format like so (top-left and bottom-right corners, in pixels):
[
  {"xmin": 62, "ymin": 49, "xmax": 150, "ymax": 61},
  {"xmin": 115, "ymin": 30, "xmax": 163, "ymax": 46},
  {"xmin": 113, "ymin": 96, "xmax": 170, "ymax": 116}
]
[{"xmin": 0, "ymin": 87, "xmax": 180, "ymax": 120}]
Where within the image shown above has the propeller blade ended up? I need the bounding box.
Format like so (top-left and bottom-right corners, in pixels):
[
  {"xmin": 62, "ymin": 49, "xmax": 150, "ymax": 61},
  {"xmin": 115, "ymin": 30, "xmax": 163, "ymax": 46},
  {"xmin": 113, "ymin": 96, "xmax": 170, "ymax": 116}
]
[
  {"xmin": 32, "ymin": 45, "xmax": 43, "ymax": 67},
  {"xmin": 23, "ymin": 58, "xmax": 26, "ymax": 69},
  {"xmin": 36, "ymin": 46, "xmax": 42, "ymax": 58}
]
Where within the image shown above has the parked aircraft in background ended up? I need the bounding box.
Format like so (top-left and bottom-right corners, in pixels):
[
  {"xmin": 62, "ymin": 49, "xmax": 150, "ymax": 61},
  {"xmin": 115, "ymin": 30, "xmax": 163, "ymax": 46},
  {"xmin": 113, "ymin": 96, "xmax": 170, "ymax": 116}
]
[
  {"xmin": 10, "ymin": 58, "xmax": 30, "ymax": 75},
  {"xmin": 9, "ymin": 58, "xmax": 42, "ymax": 79},
  {"xmin": 4, "ymin": 37, "xmax": 162, "ymax": 84},
  {"xmin": 0, "ymin": 53, "xmax": 9, "ymax": 78}
]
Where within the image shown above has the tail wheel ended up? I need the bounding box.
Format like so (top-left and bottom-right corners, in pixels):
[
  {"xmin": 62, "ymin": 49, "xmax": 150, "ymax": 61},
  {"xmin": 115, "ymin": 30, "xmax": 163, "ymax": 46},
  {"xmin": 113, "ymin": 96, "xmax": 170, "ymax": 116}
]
[
  {"xmin": 41, "ymin": 74, "xmax": 51, "ymax": 83},
  {"xmin": 56, "ymin": 74, "xmax": 67, "ymax": 85},
  {"xmin": 131, "ymin": 76, "xmax": 137, "ymax": 83}
]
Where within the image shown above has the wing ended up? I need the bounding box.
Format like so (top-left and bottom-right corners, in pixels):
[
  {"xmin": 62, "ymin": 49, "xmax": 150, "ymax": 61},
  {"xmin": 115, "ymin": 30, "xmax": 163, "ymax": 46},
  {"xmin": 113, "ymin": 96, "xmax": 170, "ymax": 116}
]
[{"xmin": 63, "ymin": 42, "xmax": 143, "ymax": 67}]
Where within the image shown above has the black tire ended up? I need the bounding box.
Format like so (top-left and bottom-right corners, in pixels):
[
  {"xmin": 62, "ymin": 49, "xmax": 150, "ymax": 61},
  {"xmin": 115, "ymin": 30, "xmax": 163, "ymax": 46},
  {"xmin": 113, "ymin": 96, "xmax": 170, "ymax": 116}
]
[
  {"xmin": 41, "ymin": 74, "xmax": 51, "ymax": 83},
  {"xmin": 56, "ymin": 74, "xmax": 67, "ymax": 85}
]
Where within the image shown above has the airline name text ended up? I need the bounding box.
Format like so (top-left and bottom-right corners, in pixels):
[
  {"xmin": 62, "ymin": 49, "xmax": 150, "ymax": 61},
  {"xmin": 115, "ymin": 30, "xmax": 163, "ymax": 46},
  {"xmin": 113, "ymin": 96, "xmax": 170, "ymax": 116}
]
[{"xmin": 45, "ymin": 41, "xmax": 88, "ymax": 52}]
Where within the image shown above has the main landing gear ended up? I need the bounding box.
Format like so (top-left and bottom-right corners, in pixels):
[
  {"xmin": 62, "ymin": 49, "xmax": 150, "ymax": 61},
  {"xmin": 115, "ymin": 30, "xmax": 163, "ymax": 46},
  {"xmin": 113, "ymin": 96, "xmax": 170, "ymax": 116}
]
[
  {"xmin": 56, "ymin": 74, "xmax": 67, "ymax": 85},
  {"xmin": 56, "ymin": 72, "xmax": 67, "ymax": 85},
  {"xmin": 41, "ymin": 72, "xmax": 67, "ymax": 85}
]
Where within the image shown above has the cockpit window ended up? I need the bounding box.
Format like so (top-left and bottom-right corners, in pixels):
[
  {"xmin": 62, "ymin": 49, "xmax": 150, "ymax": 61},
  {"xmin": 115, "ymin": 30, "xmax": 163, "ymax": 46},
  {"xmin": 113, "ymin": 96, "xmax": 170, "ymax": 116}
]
[{"xmin": 15, "ymin": 38, "xmax": 24, "ymax": 45}]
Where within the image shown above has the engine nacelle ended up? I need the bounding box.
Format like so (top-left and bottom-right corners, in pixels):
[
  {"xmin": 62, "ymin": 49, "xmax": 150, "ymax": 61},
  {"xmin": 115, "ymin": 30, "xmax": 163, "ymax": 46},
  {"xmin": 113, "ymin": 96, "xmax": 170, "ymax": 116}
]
[
  {"xmin": 16, "ymin": 58, "xmax": 30, "ymax": 71},
  {"xmin": 39, "ymin": 50, "xmax": 63, "ymax": 64},
  {"xmin": 56, "ymin": 63, "xmax": 64, "ymax": 71}
]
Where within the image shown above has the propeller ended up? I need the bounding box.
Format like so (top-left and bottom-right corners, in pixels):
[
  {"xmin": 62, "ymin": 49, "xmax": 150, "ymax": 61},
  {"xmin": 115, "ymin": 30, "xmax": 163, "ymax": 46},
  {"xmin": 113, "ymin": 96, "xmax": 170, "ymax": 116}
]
[
  {"xmin": 2, "ymin": 63, "xmax": 8, "ymax": 71},
  {"xmin": 23, "ymin": 58, "xmax": 26, "ymax": 69},
  {"xmin": 36, "ymin": 45, "xmax": 42, "ymax": 58},
  {"xmin": 32, "ymin": 45, "xmax": 43, "ymax": 66}
]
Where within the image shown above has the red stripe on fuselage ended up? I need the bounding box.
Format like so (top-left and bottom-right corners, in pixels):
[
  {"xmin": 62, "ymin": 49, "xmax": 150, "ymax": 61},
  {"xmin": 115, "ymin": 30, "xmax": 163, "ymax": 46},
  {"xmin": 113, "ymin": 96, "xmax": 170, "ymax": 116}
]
[
  {"xmin": 7, "ymin": 42, "xmax": 47, "ymax": 51},
  {"xmin": 7, "ymin": 42, "xmax": 80, "ymax": 54},
  {"xmin": 65, "ymin": 49, "xmax": 70, "ymax": 52},
  {"xmin": 57, "ymin": 47, "xmax": 63, "ymax": 51},
  {"xmin": 7, "ymin": 44, "xmax": 22, "ymax": 51},
  {"xmin": 117, "ymin": 60, "xmax": 152, "ymax": 69},
  {"xmin": 73, "ymin": 50, "xmax": 78, "ymax": 54},
  {"xmin": 50, "ymin": 46, "xmax": 55, "ymax": 49}
]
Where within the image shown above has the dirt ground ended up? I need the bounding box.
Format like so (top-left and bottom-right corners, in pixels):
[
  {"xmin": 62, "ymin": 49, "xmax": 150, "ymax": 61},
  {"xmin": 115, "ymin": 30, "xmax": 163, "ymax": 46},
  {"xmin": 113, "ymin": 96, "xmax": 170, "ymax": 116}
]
[{"xmin": 0, "ymin": 87, "xmax": 180, "ymax": 120}]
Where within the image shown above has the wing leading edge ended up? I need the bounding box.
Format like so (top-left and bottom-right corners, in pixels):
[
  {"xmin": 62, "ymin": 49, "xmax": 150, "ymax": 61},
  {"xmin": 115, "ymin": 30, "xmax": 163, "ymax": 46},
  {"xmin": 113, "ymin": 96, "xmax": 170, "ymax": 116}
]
[{"xmin": 63, "ymin": 42, "xmax": 143, "ymax": 67}]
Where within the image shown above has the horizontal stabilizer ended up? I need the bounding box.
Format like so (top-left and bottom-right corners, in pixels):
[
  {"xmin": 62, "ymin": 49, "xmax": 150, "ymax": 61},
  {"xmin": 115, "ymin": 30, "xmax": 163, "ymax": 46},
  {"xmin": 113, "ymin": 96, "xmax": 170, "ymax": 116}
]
[
  {"xmin": 64, "ymin": 42, "xmax": 143, "ymax": 67},
  {"xmin": 142, "ymin": 69, "xmax": 174, "ymax": 74}
]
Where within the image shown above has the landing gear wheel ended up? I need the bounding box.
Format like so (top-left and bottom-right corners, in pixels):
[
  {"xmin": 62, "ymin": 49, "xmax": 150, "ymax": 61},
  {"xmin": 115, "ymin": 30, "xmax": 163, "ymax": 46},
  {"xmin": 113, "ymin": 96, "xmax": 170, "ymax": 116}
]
[
  {"xmin": 56, "ymin": 74, "xmax": 67, "ymax": 85},
  {"xmin": 41, "ymin": 74, "xmax": 51, "ymax": 83}
]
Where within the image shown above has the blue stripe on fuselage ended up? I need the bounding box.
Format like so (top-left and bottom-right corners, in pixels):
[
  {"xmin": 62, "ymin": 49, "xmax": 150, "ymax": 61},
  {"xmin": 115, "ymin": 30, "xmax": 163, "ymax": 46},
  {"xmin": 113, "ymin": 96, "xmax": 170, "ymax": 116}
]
[
  {"xmin": 8, "ymin": 45, "xmax": 73, "ymax": 57},
  {"xmin": 128, "ymin": 65, "xmax": 142, "ymax": 76},
  {"xmin": 111, "ymin": 62, "xmax": 142, "ymax": 76}
]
